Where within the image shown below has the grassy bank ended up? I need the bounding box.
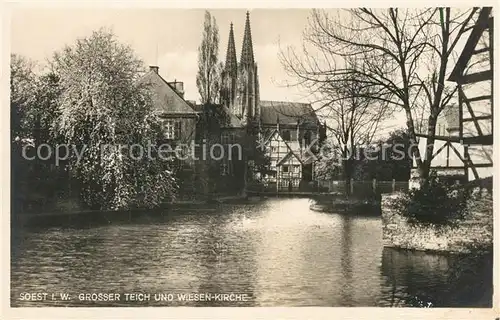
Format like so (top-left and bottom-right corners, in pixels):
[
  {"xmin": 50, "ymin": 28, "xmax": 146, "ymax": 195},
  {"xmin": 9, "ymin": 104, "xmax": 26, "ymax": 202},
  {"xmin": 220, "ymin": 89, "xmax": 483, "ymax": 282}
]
[{"xmin": 381, "ymin": 192, "xmax": 493, "ymax": 254}]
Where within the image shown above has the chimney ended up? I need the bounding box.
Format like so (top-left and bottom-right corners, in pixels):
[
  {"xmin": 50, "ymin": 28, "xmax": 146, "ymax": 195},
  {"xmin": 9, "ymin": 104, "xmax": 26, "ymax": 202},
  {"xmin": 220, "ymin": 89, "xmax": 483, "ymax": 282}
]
[
  {"xmin": 149, "ymin": 66, "xmax": 159, "ymax": 74},
  {"xmin": 168, "ymin": 80, "xmax": 185, "ymax": 99}
]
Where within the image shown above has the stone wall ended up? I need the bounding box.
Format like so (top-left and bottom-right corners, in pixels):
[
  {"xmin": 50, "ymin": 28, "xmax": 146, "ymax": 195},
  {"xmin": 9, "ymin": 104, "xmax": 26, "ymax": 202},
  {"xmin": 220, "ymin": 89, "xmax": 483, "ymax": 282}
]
[{"xmin": 381, "ymin": 192, "xmax": 493, "ymax": 254}]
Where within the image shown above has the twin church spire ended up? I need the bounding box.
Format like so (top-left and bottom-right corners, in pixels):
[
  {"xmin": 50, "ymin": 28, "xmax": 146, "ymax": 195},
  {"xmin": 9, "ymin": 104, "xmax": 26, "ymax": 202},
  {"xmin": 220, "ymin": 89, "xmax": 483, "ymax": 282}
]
[
  {"xmin": 240, "ymin": 11, "xmax": 255, "ymax": 66},
  {"xmin": 224, "ymin": 12, "xmax": 255, "ymax": 75},
  {"xmin": 221, "ymin": 11, "xmax": 259, "ymax": 123},
  {"xmin": 224, "ymin": 23, "xmax": 237, "ymax": 78}
]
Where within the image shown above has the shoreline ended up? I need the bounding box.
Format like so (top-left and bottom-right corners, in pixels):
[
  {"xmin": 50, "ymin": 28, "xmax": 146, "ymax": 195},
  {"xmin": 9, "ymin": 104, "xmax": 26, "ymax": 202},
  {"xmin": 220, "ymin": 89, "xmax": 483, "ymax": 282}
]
[{"xmin": 11, "ymin": 195, "xmax": 254, "ymax": 228}]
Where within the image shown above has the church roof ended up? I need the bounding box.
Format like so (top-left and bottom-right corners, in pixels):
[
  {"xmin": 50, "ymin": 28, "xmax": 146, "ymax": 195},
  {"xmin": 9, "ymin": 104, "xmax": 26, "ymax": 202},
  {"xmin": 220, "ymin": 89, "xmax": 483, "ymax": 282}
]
[
  {"xmin": 138, "ymin": 68, "xmax": 198, "ymax": 116},
  {"xmin": 260, "ymin": 100, "xmax": 319, "ymax": 126}
]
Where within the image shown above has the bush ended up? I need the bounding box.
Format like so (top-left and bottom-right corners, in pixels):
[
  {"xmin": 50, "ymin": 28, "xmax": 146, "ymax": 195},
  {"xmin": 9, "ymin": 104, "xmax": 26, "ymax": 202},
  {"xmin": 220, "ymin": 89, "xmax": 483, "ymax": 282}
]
[
  {"xmin": 394, "ymin": 172, "xmax": 470, "ymax": 228},
  {"xmin": 247, "ymin": 180, "xmax": 266, "ymax": 192}
]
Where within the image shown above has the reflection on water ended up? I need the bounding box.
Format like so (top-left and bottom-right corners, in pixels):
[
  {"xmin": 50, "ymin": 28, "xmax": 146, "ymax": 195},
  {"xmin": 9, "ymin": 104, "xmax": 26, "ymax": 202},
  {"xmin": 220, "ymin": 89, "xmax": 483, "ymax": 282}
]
[
  {"xmin": 11, "ymin": 198, "xmax": 492, "ymax": 307},
  {"xmin": 380, "ymin": 248, "xmax": 493, "ymax": 307}
]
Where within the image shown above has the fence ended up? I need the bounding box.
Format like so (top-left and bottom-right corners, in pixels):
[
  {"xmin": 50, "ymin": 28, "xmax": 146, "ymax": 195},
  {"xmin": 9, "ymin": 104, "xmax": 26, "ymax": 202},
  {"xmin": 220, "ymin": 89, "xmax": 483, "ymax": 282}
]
[{"xmin": 318, "ymin": 179, "xmax": 409, "ymax": 195}]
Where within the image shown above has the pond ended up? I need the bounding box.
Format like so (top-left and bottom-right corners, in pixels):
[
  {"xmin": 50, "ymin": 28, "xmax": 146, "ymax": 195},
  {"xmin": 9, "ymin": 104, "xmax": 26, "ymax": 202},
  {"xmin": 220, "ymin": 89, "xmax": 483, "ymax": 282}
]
[{"xmin": 10, "ymin": 198, "xmax": 492, "ymax": 307}]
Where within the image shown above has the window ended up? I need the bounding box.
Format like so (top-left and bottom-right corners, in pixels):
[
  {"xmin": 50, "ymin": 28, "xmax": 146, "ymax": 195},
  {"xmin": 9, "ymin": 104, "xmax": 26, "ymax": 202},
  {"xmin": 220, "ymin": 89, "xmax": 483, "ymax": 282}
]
[
  {"xmin": 282, "ymin": 130, "xmax": 291, "ymax": 141},
  {"xmin": 164, "ymin": 119, "xmax": 180, "ymax": 139},
  {"xmin": 221, "ymin": 132, "xmax": 234, "ymax": 144},
  {"xmin": 283, "ymin": 165, "xmax": 289, "ymax": 173},
  {"xmin": 294, "ymin": 165, "xmax": 300, "ymax": 173},
  {"xmin": 304, "ymin": 131, "xmax": 312, "ymax": 146},
  {"xmin": 271, "ymin": 146, "xmax": 277, "ymax": 153},
  {"xmin": 221, "ymin": 163, "xmax": 229, "ymax": 176}
]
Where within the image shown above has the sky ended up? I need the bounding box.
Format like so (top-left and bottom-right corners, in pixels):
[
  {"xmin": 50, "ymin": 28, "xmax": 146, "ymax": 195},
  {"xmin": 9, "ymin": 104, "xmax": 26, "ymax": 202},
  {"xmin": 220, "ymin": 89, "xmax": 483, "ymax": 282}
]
[
  {"xmin": 14, "ymin": 8, "xmax": 472, "ymax": 137},
  {"xmin": 11, "ymin": 8, "xmax": 317, "ymax": 104}
]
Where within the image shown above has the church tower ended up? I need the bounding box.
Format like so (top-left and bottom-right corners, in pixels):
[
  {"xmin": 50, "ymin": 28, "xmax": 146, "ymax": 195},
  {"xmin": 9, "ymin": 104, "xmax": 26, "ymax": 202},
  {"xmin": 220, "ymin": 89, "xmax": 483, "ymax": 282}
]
[
  {"xmin": 221, "ymin": 22, "xmax": 238, "ymax": 113},
  {"xmin": 221, "ymin": 11, "xmax": 260, "ymax": 125},
  {"xmin": 238, "ymin": 11, "xmax": 260, "ymax": 124}
]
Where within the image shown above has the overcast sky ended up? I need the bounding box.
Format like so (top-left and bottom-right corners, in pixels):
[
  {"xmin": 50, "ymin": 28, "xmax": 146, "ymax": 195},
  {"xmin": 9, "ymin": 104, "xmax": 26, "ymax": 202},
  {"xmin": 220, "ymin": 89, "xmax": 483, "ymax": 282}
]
[
  {"xmin": 11, "ymin": 8, "xmax": 319, "ymax": 103},
  {"xmin": 12, "ymin": 8, "xmax": 429, "ymax": 135}
]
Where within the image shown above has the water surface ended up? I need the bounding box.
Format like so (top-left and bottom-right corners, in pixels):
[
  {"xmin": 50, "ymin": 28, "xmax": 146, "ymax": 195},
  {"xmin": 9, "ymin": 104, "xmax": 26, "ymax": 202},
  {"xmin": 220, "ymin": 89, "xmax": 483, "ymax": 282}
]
[{"xmin": 11, "ymin": 198, "xmax": 492, "ymax": 307}]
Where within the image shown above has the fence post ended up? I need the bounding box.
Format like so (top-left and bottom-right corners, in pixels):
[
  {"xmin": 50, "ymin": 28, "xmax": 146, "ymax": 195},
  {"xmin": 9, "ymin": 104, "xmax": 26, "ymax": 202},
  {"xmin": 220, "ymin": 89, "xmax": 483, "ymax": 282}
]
[
  {"xmin": 350, "ymin": 178, "xmax": 354, "ymax": 195},
  {"xmin": 276, "ymin": 170, "xmax": 279, "ymax": 195},
  {"xmin": 372, "ymin": 178, "xmax": 377, "ymax": 193},
  {"xmin": 392, "ymin": 179, "xmax": 396, "ymax": 193}
]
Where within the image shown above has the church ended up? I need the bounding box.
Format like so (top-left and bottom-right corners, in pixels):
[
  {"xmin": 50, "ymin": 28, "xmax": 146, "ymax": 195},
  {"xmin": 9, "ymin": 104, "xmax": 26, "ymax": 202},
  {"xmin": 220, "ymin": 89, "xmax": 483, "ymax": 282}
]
[
  {"xmin": 217, "ymin": 12, "xmax": 326, "ymax": 192},
  {"xmin": 141, "ymin": 12, "xmax": 326, "ymax": 195}
]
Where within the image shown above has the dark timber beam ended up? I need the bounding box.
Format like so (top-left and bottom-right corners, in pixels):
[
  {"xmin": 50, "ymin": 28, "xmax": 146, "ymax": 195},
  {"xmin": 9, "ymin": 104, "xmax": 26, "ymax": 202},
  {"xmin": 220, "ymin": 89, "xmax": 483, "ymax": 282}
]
[
  {"xmin": 461, "ymin": 70, "xmax": 493, "ymax": 84},
  {"xmin": 466, "ymin": 94, "xmax": 492, "ymax": 102},
  {"xmin": 463, "ymin": 115, "xmax": 492, "ymax": 122},
  {"xmin": 461, "ymin": 89, "xmax": 484, "ymax": 136},
  {"xmin": 472, "ymin": 47, "xmax": 490, "ymax": 55},
  {"xmin": 449, "ymin": 142, "xmax": 479, "ymax": 179},
  {"xmin": 462, "ymin": 134, "xmax": 493, "ymax": 145},
  {"xmin": 430, "ymin": 140, "xmax": 450, "ymax": 161},
  {"xmin": 448, "ymin": 7, "xmax": 492, "ymax": 82}
]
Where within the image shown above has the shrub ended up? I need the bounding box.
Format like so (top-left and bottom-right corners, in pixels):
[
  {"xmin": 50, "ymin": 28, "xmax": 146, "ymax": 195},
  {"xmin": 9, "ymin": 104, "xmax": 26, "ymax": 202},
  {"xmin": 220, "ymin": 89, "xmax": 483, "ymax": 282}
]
[
  {"xmin": 393, "ymin": 171, "xmax": 470, "ymax": 228},
  {"xmin": 247, "ymin": 180, "xmax": 266, "ymax": 192}
]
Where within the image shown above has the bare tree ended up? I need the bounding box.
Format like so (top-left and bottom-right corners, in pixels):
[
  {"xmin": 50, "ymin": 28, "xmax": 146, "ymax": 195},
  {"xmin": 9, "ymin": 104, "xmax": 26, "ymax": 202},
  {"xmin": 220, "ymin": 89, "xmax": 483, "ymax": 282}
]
[
  {"xmin": 196, "ymin": 11, "xmax": 223, "ymax": 104},
  {"xmin": 320, "ymin": 59, "xmax": 390, "ymax": 194},
  {"xmin": 280, "ymin": 8, "xmax": 478, "ymax": 186}
]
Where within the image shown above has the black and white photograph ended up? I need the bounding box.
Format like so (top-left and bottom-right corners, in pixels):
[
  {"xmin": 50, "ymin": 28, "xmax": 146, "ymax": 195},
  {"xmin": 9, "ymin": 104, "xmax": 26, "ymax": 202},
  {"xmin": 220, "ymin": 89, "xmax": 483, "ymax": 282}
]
[{"xmin": 4, "ymin": 2, "xmax": 497, "ymax": 318}]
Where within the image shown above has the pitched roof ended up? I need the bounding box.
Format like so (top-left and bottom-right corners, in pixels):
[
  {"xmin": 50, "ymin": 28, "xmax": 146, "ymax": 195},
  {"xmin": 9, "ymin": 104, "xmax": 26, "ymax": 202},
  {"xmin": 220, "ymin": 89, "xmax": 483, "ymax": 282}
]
[
  {"xmin": 262, "ymin": 129, "xmax": 314, "ymax": 166},
  {"xmin": 260, "ymin": 100, "xmax": 319, "ymax": 126},
  {"xmin": 191, "ymin": 103, "xmax": 204, "ymax": 113},
  {"xmin": 276, "ymin": 150, "xmax": 299, "ymax": 167},
  {"xmin": 138, "ymin": 69, "xmax": 198, "ymax": 116},
  {"xmin": 260, "ymin": 128, "xmax": 279, "ymax": 146},
  {"xmin": 260, "ymin": 126, "xmax": 311, "ymax": 159}
]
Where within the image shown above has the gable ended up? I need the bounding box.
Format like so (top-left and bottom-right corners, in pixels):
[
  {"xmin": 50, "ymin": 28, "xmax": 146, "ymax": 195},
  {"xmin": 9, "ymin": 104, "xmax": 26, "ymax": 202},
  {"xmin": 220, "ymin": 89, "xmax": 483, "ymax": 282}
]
[
  {"xmin": 139, "ymin": 71, "xmax": 197, "ymax": 116},
  {"xmin": 277, "ymin": 150, "xmax": 302, "ymax": 167},
  {"xmin": 261, "ymin": 128, "xmax": 279, "ymax": 146},
  {"xmin": 260, "ymin": 100, "xmax": 319, "ymax": 127}
]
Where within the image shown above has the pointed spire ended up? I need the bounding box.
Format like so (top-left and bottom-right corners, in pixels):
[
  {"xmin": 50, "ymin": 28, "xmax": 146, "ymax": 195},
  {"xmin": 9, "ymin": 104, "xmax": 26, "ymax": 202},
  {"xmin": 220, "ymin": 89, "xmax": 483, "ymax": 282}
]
[
  {"xmin": 240, "ymin": 11, "xmax": 255, "ymax": 66},
  {"xmin": 225, "ymin": 22, "xmax": 237, "ymax": 76}
]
